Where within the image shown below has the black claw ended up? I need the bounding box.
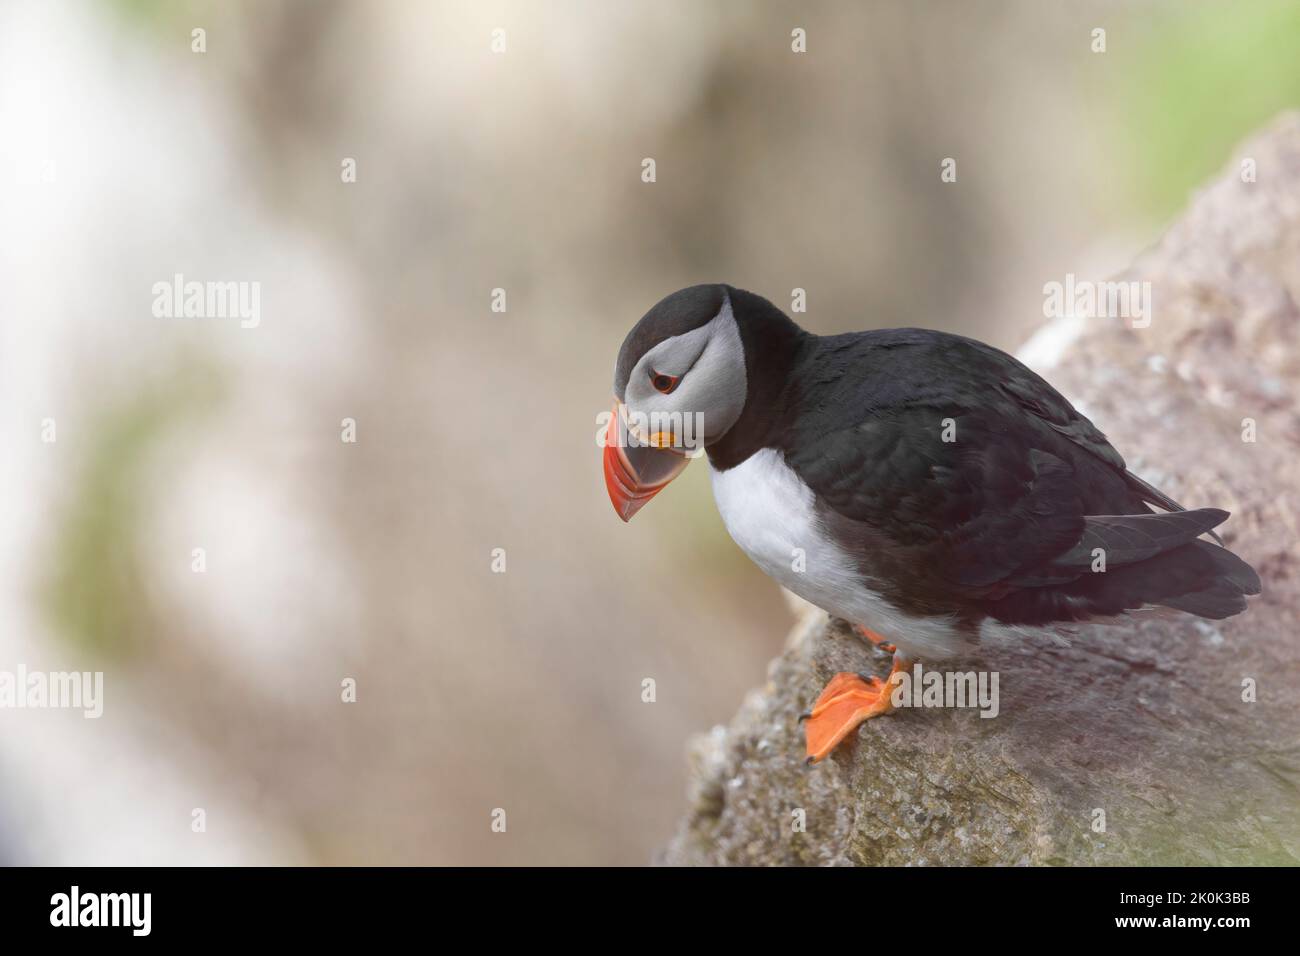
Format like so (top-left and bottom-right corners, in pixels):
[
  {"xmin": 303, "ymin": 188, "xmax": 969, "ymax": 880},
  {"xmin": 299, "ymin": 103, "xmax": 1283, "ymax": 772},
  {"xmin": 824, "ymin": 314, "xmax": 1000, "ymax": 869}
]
[{"xmin": 797, "ymin": 710, "xmax": 811, "ymax": 723}]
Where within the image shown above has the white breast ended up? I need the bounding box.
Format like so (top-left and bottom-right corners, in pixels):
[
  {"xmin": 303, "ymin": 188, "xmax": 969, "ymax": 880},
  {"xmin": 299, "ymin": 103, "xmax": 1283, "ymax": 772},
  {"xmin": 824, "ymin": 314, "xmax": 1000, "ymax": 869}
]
[{"xmin": 708, "ymin": 448, "xmax": 966, "ymax": 659}]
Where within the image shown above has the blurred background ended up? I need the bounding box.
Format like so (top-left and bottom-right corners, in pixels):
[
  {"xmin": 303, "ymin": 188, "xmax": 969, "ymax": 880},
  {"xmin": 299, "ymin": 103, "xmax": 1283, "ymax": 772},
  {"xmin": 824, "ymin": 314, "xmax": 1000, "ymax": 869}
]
[{"xmin": 2, "ymin": 0, "xmax": 1298, "ymax": 865}]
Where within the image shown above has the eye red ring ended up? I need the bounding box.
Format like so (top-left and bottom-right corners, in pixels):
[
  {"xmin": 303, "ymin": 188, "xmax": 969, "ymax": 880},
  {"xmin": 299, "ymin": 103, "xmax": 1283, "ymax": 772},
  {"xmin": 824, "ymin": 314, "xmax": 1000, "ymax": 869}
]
[{"xmin": 650, "ymin": 370, "xmax": 680, "ymax": 394}]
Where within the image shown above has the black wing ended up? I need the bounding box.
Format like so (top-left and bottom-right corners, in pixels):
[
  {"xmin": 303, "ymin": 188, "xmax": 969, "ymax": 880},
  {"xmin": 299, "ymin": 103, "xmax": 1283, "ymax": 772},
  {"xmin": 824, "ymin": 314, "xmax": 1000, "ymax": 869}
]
[{"xmin": 781, "ymin": 330, "xmax": 1257, "ymax": 624}]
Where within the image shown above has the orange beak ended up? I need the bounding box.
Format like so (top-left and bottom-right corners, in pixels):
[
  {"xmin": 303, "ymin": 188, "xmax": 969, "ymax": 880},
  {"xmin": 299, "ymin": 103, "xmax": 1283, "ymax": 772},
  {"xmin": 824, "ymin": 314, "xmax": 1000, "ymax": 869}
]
[{"xmin": 602, "ymin": 401, "xmax": 692, "ymax": 521}]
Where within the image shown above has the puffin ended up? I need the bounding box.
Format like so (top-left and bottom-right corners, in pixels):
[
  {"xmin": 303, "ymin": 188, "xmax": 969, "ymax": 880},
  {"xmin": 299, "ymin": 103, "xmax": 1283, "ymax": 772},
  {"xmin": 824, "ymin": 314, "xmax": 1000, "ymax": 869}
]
[{"xmin": 602, "ymin": 283, "xmax": 1261, "ymax": 763}]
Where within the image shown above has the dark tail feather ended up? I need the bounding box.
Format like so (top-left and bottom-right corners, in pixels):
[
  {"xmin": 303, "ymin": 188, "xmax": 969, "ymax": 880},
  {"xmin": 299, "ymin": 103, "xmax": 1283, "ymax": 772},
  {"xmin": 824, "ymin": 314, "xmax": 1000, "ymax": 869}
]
[
  {"xmin": 1123, "ymin": 469, "xmax": 1224, "ymax": 546},
  {"xmin": 1155, "ymin": 539, "xmax": 1261, "ymax": 619},
  {"xmin": 989, "ymin": 537, "xmax": 1261, "ymax": 625},
  {"xmin": 1193, "ymin": 538, "xmax": 1261, "ymax": 594},
  {"xmin": 1050, "ymin": 508, "xmax": 1229, "ymax": 568},
  {"xmin": 1093, "ymin": 538, "xmax": 1261, "ymax": 621}
]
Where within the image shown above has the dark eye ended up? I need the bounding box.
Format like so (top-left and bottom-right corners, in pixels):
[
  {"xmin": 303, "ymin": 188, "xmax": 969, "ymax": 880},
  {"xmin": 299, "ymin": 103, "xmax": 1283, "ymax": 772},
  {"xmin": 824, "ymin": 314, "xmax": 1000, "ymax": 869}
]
[{"xmin": 650, "ymin": 370, "xmax": 680, "ymax": 394}]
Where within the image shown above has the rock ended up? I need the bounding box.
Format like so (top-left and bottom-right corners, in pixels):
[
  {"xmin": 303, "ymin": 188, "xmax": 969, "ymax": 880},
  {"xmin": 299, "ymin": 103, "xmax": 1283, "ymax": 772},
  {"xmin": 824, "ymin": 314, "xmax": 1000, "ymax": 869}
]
[{"xmin": 661, "ymin": 115, "xmax": 1300, "ymax": 866}]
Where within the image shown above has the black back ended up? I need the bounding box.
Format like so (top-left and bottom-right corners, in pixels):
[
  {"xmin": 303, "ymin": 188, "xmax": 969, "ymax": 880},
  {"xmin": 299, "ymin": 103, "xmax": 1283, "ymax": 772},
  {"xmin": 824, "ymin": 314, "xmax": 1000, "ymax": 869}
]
[{"xmin": 702, "ymin": 290, "xmax": 1260, "ymax": 627}]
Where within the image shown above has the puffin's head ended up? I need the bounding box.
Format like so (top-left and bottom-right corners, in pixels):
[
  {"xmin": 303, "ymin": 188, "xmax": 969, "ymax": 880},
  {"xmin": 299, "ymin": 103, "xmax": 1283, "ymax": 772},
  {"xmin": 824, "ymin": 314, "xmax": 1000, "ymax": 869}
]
[{"xmin": 603, "ymin": 284, "xmax": 748, "ymax": 521}]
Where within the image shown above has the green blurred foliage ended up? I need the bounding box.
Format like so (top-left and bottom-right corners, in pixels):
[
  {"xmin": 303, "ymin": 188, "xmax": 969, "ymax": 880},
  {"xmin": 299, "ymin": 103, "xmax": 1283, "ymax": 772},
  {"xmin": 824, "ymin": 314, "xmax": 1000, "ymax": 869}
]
[
  {"xmin": 1118, "ymin": 0, "xmax": 1300, "ymax": 220},
  {"xmin": 107, "ymin": 0, "xmax": 191, "ymax": 30},
  {"xmin": 41, "ymin": 365, "xmax": 222, "ymax": 657}
]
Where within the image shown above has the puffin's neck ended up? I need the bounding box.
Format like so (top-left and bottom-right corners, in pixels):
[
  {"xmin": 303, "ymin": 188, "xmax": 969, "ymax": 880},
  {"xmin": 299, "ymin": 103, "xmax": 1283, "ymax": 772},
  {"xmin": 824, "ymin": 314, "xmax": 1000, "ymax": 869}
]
[{"xmin": 706, "ymin": 286, "xmax": 812, "ymax": 471}]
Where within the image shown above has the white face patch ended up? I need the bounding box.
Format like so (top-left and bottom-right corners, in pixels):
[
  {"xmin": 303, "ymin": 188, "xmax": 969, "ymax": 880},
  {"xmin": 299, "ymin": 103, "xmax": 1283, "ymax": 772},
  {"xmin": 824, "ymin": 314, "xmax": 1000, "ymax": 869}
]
[
  {"xmin": 623, "ymin": 297, "xmax": 748, "ymax": 446},
  {"xmin": 632, "ymin": 317, "xmax": 713, "ymax": 384},
  {"xmin": 709, "ymin": 448, "xmax": 968, "ymax": 660}
]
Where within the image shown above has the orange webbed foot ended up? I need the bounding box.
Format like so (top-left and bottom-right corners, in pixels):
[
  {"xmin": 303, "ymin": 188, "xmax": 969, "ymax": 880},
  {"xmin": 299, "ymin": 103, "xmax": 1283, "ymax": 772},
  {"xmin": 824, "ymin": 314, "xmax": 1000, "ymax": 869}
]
[
  {"xmin": 802, "ymin": 651, "xmax": 914, "ymax": 763},
  {"xmin": 802, "ymin": 670, "xmax": 895, "ymax": 764}
]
